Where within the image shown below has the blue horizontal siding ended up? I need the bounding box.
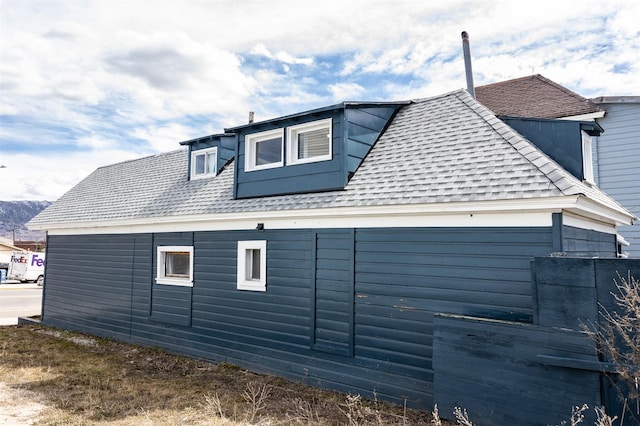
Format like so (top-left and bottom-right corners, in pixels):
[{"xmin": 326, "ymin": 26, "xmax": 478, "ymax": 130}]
[
  {"xmin": 43, "ymin": 225, "xmax": 559, "ymax": 409},
  {"xmin": 42, "ymin": 234, "xmax": 146, "ymax": 339},
  {"xmin": 433, "ymin": 314, "xmax": 601, "ymax": 425},
  {"xmin": 562, "ymin": 225, "xmax": 617, "ymax": 257}
]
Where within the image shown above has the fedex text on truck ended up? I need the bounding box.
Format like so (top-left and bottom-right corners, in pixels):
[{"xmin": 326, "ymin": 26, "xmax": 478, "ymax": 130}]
[{"xmin": 10, "ymin": 253, "xmax": 45, "ymax": 267}]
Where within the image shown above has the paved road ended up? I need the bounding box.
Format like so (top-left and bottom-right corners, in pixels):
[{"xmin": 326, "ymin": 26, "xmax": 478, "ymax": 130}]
[{"xmin": 0, "ymin": 283, "xmax": 42, "ymax": 325}]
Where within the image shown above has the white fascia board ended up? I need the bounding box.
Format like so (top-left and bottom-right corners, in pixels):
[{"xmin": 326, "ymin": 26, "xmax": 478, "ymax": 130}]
[
  {"xmin": 38, "ymin": 197, "xmax": 591, "ymax": 235},
  {"xmin": 562, "ymin": 212, "xmax": 617, "ymax": 235},
  {"xmin": 569, "ymin": 196, "xmax": 637, "ymax": 227},
  {"xmin": 561, "ymin": 111, "xmax": 606, "ymax": 121}
]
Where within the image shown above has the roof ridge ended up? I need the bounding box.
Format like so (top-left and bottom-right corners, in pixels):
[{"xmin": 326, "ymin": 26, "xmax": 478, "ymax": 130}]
[
  {"xmin": 533, "ymin": 75, "xmax": 601, "ymax": 111},
  {"xmin": 476, "ymin": 74, "xmax": 540, "ymax": 89},
  {"xmin": 453, "ymin": 90, "xmax": 587, "ymax": 196},
  {"xmin": 96, "ymin": 148, "xmax": 186, "ymax": 169},
  {"xmin": 411, "ymin": 88, "xmax": 468, "ymax": 103}
]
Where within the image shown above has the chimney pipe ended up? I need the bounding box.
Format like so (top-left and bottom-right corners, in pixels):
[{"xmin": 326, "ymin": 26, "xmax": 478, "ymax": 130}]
[
  {"xmin": 248, "ymin": 111, "xmax": 254, "ymax": 124},
  {"xmin": 461, "ymin": 31, "xmax": 475, "ymax": 99}
]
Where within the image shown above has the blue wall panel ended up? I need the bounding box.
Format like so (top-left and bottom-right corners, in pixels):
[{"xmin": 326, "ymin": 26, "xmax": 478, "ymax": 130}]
[
  {"xmin": 433, "ymin": 314, "xmax": 601, "ymax": 426},
  {"xmin": 345, "ymin": 106, "xmax": 399, "ymax": 174},
  {"xmin": 311, "ymin": 229, "xmax": 354, "ymax": 356},
  {"xmin": 41, "ymin": 224, "xmax": 621, "ymax": 410},
  {"xmin": 562, "ymin": 225, "xmax": 617, "ymax": 258},
  {"xmin": 42, "ymin": 234, "xmax": 145, "ymax": 340},
  {"xmin": 503, "ymin": 118, "xmax": 585, "ymax": 180}
]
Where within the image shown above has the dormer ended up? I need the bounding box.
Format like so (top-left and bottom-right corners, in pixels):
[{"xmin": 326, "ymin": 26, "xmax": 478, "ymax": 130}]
[
  {"xmin": 227, "ymin": 101, "xmax": 408, "ymax": 199},
  {"xmin": 180, "ymin": 133, "xmax": 235, "ymax": 180},
  {"xmin": 500, "ymin": 116, "xmax": 603, "ymax": 184}
]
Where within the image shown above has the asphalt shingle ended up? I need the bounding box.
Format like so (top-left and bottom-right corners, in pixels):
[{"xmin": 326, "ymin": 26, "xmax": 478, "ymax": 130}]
[
  {"xmin": 29, "ymin": 90, "xmax": 631, "ymax": 228},
  {"xmin": 475, "ymin": 74, "xmax": 602, "ymax": 119}
]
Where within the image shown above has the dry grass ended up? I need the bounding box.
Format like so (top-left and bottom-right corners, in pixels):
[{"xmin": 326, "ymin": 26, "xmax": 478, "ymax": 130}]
[{"xmin": 0, "ymin": 324, "xmax": 440, "ymax": 425}]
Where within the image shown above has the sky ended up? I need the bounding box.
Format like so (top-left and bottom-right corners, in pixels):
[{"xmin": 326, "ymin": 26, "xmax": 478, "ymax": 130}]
[{"xmin": 1, "ymin": 0, "xmax": 639, "ymax": 201}]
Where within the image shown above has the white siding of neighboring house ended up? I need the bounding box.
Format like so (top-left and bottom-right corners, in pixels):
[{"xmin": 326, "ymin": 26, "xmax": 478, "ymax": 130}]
[{"xmin": 594, "ymin": 99, "xmax": 640, "ymax": 257}]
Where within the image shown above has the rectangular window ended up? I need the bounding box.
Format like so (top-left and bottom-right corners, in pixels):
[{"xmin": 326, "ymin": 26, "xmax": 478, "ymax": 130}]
[
  {"xmin": 191, "ymin": 147, "xmax": 217, "ymax": 179},
  {"xmin": 582, "ymin": 131, "xmax": 594, "ymax": 184},
  {"xmin": 156, "ymin": 246, "xmax": 193, "ymax": 286},
  {"xmin": 237, "ymin": 240, "xmax": 266, "ymax": 291},
  {"xmin": 245, "ymin": 129, "xmax": 283, "ymax": 171},
  {"xmin": 287, "ymin": 119, "xmax": 332, "ymax": 165}
]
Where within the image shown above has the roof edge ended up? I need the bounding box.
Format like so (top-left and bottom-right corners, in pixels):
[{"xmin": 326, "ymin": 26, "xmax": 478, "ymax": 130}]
[
  {"xmin": 27, "ymin": 195, "xmax": 592, "ymax": 232},
  {"xmin": 224, "ymin": 100, "xmax": 412, "ymax": 132},
  {"xmin": 591, "ymin": 96, "xmax": 640, "ymax": 104}
]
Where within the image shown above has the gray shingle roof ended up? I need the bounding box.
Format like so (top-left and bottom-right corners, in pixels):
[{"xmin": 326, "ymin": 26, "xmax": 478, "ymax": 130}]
[{"xmin": 29, "ymin": 90, "xmax": 632, "ymax": 228}]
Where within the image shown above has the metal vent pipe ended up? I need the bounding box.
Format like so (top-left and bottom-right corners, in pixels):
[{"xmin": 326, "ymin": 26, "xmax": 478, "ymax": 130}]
[{"xmin": 461, "ymin": 31, "xmax": 475, "ymax": 98}]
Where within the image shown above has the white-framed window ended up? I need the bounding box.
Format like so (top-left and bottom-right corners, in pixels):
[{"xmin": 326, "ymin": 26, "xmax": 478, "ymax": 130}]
[
  {"xmin": 237, "ymin": 240, "xmax": 266, "ymax": 291},
  {"xmin": 156, "ymin": 246, "xmax": 194, "ymax": 287},
  {"xmin": 287, "ymin": 118, "xmax": 332, "ymax": 165},
  {"xmin": 581, "ymin": 130, "xmax": 594, "ymax": 184},
  {"xmin": 245, "ymin": 129, "xmax": 284, "ymax": 171},
  {"xmin": 191, "ymin": 147, "xmax": 217, "ymax": 179}
]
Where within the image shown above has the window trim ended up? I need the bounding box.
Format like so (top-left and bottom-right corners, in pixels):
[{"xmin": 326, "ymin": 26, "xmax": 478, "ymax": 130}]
[
  {"xmin": 581, "ymin": 130, "xmax": 595, "ymax": 184},
  {"xmin": 286, "ymin": 118, "xmax": 333, "ymax": 165},
  {"xmin": 237, "ymin": 240, "xmax": 267, "ymax": 291},
  {"xmin": 156, "ymin": 246, "xmax": 194, "ymax": 287},
  {"xmin": 190, "ymin": 147, "xmax": 218, "ymax": 180},
  {"xmin": 245, "ymin": 128, "xmax": 284, "ymax": 172}
]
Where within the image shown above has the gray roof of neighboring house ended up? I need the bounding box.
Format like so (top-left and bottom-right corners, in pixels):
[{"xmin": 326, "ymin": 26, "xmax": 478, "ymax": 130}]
[
  {"xmin": 591, "ymin": 96, "xmax": 640, "ymax": 104},
  {"xmin": 29, "ymin": 89, "xmax": 632, "ymax": 227},
  {"xmin": 475, "ymin": 74, "xmax": 602, "ymax": 119}
]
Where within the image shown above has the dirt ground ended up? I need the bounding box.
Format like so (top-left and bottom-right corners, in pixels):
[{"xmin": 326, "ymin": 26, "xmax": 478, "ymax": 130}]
[{"xmin": 0, "ymin": 382, "xmax": 48, "ymax": 425}]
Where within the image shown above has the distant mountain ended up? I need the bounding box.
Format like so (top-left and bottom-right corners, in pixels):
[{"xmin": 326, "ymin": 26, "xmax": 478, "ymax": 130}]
[{"xmin": 0, "ymin": 201, "xmax": 51, "ymax": 241}]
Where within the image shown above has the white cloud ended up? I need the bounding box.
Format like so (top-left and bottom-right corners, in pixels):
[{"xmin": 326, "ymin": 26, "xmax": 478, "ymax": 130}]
[
  {"xmin": 1, "ymin": 0, "xmax": 638, "ymax": 202},
  {"xmin": 133, "ymin": 123, "xmax": 195, "ymax": 153},
  {"xmin": 0, "ymin": 150, "xmax": 143, "ymax": 201},
  {"xmin": 328, "ymin": 83, "xmax": 366, "ymax": 101},
  {"xmin": 250, "ymin": 43, "xmax": 313, "ymax": 65}
]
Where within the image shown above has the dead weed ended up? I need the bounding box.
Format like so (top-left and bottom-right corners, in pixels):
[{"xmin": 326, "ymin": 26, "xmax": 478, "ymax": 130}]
[{"xmin": 0, "ymin": 324, "xmax": 437, "ymax": 425}]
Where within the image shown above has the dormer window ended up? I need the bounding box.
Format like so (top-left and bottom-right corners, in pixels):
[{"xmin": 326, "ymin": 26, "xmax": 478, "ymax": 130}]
[
  {"xmin": 245, "ymin": 129, "xmax": 284, "ymax": 171},
  {"xmin": 231, "ymin": 103, "xmax": 406, "ymax": 198},
  {"xmin": 191, "ymin": 147, "xmax": 217, "ymax": 179},
  {"xmin": 287, "ymin": 118, "xmax": 332, "ymax": 165}
]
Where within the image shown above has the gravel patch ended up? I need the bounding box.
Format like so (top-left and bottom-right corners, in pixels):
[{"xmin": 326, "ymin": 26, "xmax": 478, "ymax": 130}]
[{"xmin": 0, "ymin": 382, "xmax": 48, "ymax": 425}]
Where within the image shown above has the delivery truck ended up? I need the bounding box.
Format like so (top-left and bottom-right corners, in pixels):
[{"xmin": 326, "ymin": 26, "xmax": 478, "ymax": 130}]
[{"xmin": 7, "ymin": 251, "xmax": 45, "ymax": 285}]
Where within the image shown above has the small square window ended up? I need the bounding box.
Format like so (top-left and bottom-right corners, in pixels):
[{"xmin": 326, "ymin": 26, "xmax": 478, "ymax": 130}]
[
  {"xmin": 245, "ymin": 129, "xmax": 284, "ymax": 171},
  {"xmin": 157, "ymin": 246, "xmax": 193, "ymax": 286},
  {"xmin": 191, "ymin": 147, "xmax": 217, "ymax": 179},
  {"xmin": 237, "ymin": 240, "xmax": 266, "ymax": 291},
  {"xmin": 287, "ymin": 119, "xmax": 332, "ymax": 165}
]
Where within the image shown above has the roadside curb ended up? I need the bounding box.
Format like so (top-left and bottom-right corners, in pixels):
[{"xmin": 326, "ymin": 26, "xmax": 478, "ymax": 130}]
[{"xmin": 0, "ymin": 283, "xmax": 41, "ymax": 290}]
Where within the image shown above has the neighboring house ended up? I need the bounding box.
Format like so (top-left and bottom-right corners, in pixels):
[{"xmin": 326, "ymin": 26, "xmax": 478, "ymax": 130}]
[
  {"xmin": 13, "ymin": 240, "xmax": 46, "ymax": 252},
  {"xmin": 590, "ymin": 96, "xmax": 640, "ymax": 257},
  {"xmin": 475, "ymin": 74, "xmax": 604, "ymax": 120},
  {"xmin": 476, "ymin": 74, "xmax": 640, "ymax": 257},
  {"xmin": 28, "ymin": 90, "xmax": 636, "ymax": 414},
  {"xmin": 0, "ymin": 237, "xmax": 22, "ymax": 275}
]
